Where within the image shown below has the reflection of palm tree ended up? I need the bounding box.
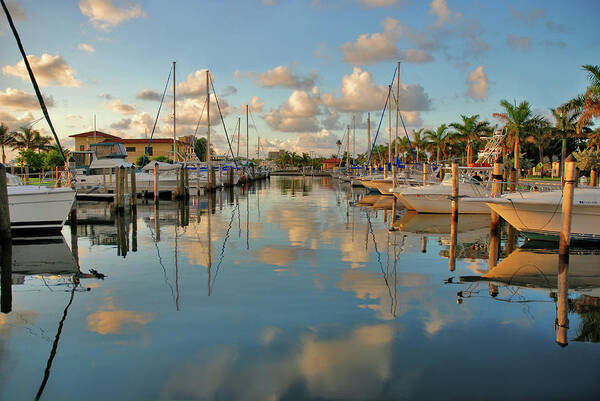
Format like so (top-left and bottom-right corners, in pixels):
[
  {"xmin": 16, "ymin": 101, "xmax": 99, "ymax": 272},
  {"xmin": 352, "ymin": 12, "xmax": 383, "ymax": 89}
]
[{"xmin": 572, "ymin": 296, "xmax": 600, "ymax": 343}]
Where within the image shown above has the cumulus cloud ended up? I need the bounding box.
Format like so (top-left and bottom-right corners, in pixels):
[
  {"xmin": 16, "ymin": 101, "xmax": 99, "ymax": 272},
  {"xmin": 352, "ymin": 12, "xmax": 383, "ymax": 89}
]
[
  {"xmin": 506, "ymin": 34, "xmax": 531, "ymax": 50},
  {"xmin": 339, "ymin": 17, "xmax": 407, "ymax": 65},
  {"xmin": 322, "ymin": 67, "xmax": 431, "ymax": 112},
  {"xmin": 466, "ymin": 65, "xmax": 488, "ymax": 100},
  {"xmin": 176, "ymin": 69, "xmax": 211, "ymax": 98},
  {"xmin": 78, "ymin": 43, "xmax": 95, "ymax": 53},
  {"xmin": 400, "ymin": 48, "xmax": 434, "ymax": 63},
  {"xmin": 0, "ymin": 88, "xmax": 54, "ymax": 110},
  {"xmin": 79, "ymin": 0, "xmax": 146, "ymax": 32},
  {"xmin": 109, "ymin": 117, "xmax": 132, "ymax": 130},
  {"xmin": 248, "ymin": 96, "xmax": 264, "ymax": 113},
  {"xmin": 263, "ymin": 129, "xmax": 342, "ymax": 156},
  {"xmin": 2, "ymin": 53, "xmax": 82, "ymax": 87},
  {"xmin": 131, "ymin": 112, "xmax": 156, "ymax": 134},
  {"xmin": 0, "ymin": 110, "xmax": 35, "ymax": 130},
  {"xmin": 106, "ymin": 99, "xmax": 136, "ymax": 115},
  {"xmin": 429, "ymin": 0, "xmax": 461, "ymax": 26},
  {"xmin": 245, "ymin": 63, "xmax": 318, "ymax": 90},
  {"xmin": 264, "ymin": 90, "xmax": 321, "ymax": 132},
  {"xmin": 160, "ymin": 95, "xmax": 229, "ymax": 137},
  {"xmin": 136, "ymin": 88, "xmax": 162, "ymax": 101},
  {"xmin": 509, "ymin": 7, "xmax": 545, "ymax": 24}
]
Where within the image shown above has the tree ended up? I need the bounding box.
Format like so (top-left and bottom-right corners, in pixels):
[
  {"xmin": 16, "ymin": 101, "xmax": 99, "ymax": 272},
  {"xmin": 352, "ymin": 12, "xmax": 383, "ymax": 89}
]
[
  {"xmin": 336, "ymin": 139, "xmax": 342, "ymax": 157},
  {"xmin": 573, "ymin": 148, "xmax": 600, "ymax": 174},
  {"xmin": 424, "ymin": 124, "xmax": 449, "ymax": 165},
  {"xmin": 10, "ymin": 126, "xmax": 40, "ymax": 152},
  {"xmin": 564, "ymin": 65, "xmax": 600, "ymax": 134},
  {"xmin": 493, "ymin": 100, "xmax": 534, "ymax": 181},
  {"xmin": 551, "ymin": 106, "xmax": 586, "ymax": 179},
  {"xmin": 15, "ymin": 149, "xmax": 44, "ymax": 170},
  {"xmin": 0, "ymin": 123, "xmax": 14, "ymax": 164},
  {"xmin": 525, "ymin": 117, "xmax": 553, "ymax": 177},
  {"xmin": 194, "ymin": 137, "xmax": 213, "ymax": 162},
  {"xmin": 43, "ymin": 149, "xmax": 65, "ymax": 169},
  {"xmin": 449, "ymin": 114, "xmax": 492, "ymax": 164},
  {"xmin": 411, "ymin": 128, "xmax": 428, "ymax": 163}
]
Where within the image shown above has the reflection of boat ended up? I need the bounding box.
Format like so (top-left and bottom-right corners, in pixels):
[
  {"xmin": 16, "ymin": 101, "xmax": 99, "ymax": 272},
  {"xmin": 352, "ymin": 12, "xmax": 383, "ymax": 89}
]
[
  {"xmin": 12, "ymin": 236, "xmax": 78, "ymax": 277},
  {"xmin": 393, "ymin": 211, "xmax": 489, "ymax": 243},
  {"xmin": 462, "ymin": 244, "xmax": 600, "ymax": 294},
  {"xmin": 357, "ymin": 194, "xmax": 382, "ymax": 206},
  {"xmin": 395, "ymin": 174, "xmax": 491, "ymax": 214},
  {"xmin": 7, "ymin": 174, "xmax": 76, "ymax": 234},
  {"xmin": 471, "ymin": 188, "xmax": 600, "ymax": 241}
]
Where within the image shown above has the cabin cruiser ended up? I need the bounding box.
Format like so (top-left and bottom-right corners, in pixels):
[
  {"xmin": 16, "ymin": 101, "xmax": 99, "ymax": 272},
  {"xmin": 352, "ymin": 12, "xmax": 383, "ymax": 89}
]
[
  {"xmin": 394, "ymin": 169, "xmax": 492, "ymax": 213},
  {"xmin": 470, "ymin": 188, "xmax": 600, "ymax": 241},
  {"xmin": 73, "ymin": 142, "xmax": 133, "ymax": 192},
  {"xmin": 6, "ymin": 173, "xmax": 75, "ymax": 234}
]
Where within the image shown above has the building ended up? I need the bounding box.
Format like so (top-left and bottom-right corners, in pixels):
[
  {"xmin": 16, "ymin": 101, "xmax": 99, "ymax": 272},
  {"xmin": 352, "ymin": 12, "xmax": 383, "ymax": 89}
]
[
  {"xmin": 322, "ymin": 158, "xmax": 341, "ymax": 170},
  {"xmin": 267, "ymin": 150, "xmax": 285, "ymax": 160},
  {"xmin": 69, "ymin": 131, "xmax": 191, "ymax": 163}
]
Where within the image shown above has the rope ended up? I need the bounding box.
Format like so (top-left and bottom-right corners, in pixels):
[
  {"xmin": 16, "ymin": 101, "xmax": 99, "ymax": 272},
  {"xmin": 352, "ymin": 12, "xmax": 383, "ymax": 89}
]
[
  {"xmin": 1, "ymin": 0, "xmax": 68, "ymax": 164},
  {"xmin": 390, "ymin": 89, "xmax": 416, "ymax": 162},
  {"xmin": 209, "ymin": 75, "xmax": 238, "ymax": 166},
  {"xmin": 142, "ymin": 66, "xmax": 173, "ymax": 166}
]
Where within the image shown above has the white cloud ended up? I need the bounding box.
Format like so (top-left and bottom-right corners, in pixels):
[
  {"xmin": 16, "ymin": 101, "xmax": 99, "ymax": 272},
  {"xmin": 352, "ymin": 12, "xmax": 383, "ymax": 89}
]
[
  {"xmin": 177, "ymin": 69, "xmax": 210, "ymax": 99},
  {"xmin": 429, "ymin": 0, "xmax": 461, "ymax": 26},
  {"xmin": 136, "ymin": 88, "xmax": 162, "ymax": 101},
  {"xmin": 264, "ymin": 90, "xmax": 321, "ymax": 132},
  {"xmin": 263, "ymin": 129, "xmax": 341, "ymax": 156},
  {"xmin": 0, "ymin": 110, "xmax": 35, "ymax": 130},
  {"xmin": 109, "ymin": 117, "xmax": 131, "ymax": 130},
  {"xmin": 79, "ymin": 0, "xmax": 146, "ymax": 32},
  {"xmin": 106, "ymin": 99, "xmax": 136, "ymax": 115},
  {"xmin": 249, "ymin": 96, "xmax": 264, "ymax": 113},
  {"xmin": 339, "ymin": 17, "xmax": 407, "ymax": 65},
  {"xmin": 400, "ymin": 48, "xmax": 434, "ymax": 63},
  {"xmin": 322, "ymin": 67, "xmax": 431, "ymax": 112},
  {"xmin": 2, "ymin": 53, "xmax": 82, "ymax": 87},
  {"xmin": 506, "ymin": 34, "xmax": 531, "ymax": 50},
  {"xmin": 246, "ymin": 63, "xmax": 318, "ymax": 90},
  {"xmin": 0, "ymin": 88, "xmax": 54, "ymax": 110},
  {"xmin": 78, "ymin": 43, "xmax": 95, "ymax": 53},
  {"xmin": 466, "ymin": 65, "xmax": 488, "ymax": 100}
]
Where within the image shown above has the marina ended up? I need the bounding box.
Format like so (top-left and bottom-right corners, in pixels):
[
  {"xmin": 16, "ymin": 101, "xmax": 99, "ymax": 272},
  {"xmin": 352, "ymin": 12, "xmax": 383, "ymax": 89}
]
[{"xmin": 1, "ymin": 176, "xmax": 600, "ymax": 400}]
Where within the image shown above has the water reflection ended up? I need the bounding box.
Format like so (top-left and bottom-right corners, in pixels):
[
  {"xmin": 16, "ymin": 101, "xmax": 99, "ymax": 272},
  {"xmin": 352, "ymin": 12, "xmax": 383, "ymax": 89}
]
[{"xmin": 1, "ymin": 177, "xmax": 599, "ymax": 400}]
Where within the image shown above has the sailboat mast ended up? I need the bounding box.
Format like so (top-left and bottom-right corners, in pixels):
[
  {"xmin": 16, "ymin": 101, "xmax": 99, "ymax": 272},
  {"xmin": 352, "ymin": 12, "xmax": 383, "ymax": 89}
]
[
  {"xmin": 246, "ymin": 104, "xmax": 249, "ymax": 161},
  {"xmin": 352, "ymin": 115, "xmax": 355, "ymax": 163},
  {"xmin": 237, "ymin": 117, "xmax": 240, "ymax": 158},
  {"xmin": 346, "ymin": 125, "xmax": 350, "ymax": 175},
  {"xmin": 395, "ymin": 61, "xmax": 400, "ymax": 164},
  {"xmin": 206, "ymin": 70, "xmax": 211, "ymax": 172},
  {"xmin": 173, "ymin": 61, "xmax": 176, "ymax": 163},
  {"xmin": 367, "ymin": 112, "xmax": 371, "ymax": 172},
  {"xmin": 387, "ymin": 85, "xmax": 392, "ymax": 178}
]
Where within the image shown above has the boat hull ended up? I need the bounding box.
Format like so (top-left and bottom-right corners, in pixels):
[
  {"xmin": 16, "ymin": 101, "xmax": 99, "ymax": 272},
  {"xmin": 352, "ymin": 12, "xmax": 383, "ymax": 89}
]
[{"xmin": 8, "ymin": 186, "xmax": 76, "ymax": 234}]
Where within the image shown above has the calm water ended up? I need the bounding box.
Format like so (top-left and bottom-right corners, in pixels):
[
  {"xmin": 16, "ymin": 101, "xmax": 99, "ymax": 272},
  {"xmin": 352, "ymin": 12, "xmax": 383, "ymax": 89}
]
[{"xmin": 1, "ymin": 176, "xmax": 599, "ymax": 400}]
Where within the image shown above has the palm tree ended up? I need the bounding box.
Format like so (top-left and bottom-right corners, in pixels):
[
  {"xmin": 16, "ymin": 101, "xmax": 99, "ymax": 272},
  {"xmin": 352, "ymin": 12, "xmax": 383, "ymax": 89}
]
[
  {"xmin": 493, "ymin": 100, "xmax": 534, "ymax": 183},
  {"xmin": 32, "ymin": 131, "xmax": 51, "ymax": 153},
  {"xmin": 336, "ymin": 139, "xmax": 342, "ymax": 158},
  {"xmin": 449, "ymin": 114, "xmax": 492, "ymax": 165},
  {"xmin": 10, "ymin": 126, "xmax": 40, "ymax": 152},
  {"xmin": 550, "ymin": 106, "xmax": 581, "ymax": 179},
  {"xmin": 411, "ymin": 128, "xmax": 428, "ymax": 163},
  {"xmin": 588, "ymin": 128, "xmax": 600, "ymax": 151},
  {"xmin": 525, "ymin": 117, "xmax": 553, "ymax": 178},
  {"xmin": 564, "ymin": 65, "xmax": 600, "ymax": 133},
  {"xmin": 424, "ymin": 124, "xmax": 449, "ymax": 165},
  {"xmin": 0, "ymin": 123, "xmax": 14, "ymax": 164}
]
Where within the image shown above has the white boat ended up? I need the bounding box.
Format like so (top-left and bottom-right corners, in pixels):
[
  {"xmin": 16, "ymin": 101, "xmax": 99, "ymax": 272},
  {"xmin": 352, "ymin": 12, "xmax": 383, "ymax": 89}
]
[
  {"xmin": 472, "ymin": 188, "xmax": 600, "ymax": 241},
  {"xmin": 395, "ymin": 173, "xmax": 492, "ymax": 214},
  {"xmin": 73, "ymin": 142, "xmax": 134, "ymax": 192},
  {"xmin": 7, "ymin": 174, "xmax": 75, "ymax": 234}
]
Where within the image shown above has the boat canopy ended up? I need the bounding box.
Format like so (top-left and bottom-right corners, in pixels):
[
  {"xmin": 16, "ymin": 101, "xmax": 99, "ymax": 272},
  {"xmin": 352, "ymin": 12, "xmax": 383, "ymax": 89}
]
[
  {"xmin": 141, "ymin": 160, "xmax": 178, "ymax": 172},
  {"xmin": 90, "ymin": 142, "xmax": 128, "ymax": 159}
]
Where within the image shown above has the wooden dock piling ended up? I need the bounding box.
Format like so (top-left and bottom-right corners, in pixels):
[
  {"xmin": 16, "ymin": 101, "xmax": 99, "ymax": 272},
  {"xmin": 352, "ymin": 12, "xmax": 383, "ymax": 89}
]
[
  {"xmin": 489, "ymin": 158, "xmax": 504, "ymax": 269},
  {"xmin": 130, "ymin": 167, "xmax": 136, "ymax": 208},
  {"xmin": 0, "ymin": 165, "xmax": 11, "ymax": 242},
  {"xmin": 0, "ymin": 164, "xmax": 11, "ymax": 314},
  {"xmin": 153, "ymin": 163, "xmax": 159, "ymax": 204},
  {"xmin": 559, "ymin": 155, "xmax": 576, "ymax": 260},
  {"xmin": 590, "ymin": 169, "xmax": 597, "ymax": 187},
  {"xmin": 449, "ymin": 162, "xmax": 459, "ymax": 271}
]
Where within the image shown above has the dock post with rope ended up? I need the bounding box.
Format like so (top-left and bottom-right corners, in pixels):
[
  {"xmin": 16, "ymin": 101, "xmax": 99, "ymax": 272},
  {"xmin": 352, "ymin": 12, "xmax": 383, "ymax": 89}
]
[{"xmin": 489, "ymin": 158, "xmax": 504, "ymax": 269}]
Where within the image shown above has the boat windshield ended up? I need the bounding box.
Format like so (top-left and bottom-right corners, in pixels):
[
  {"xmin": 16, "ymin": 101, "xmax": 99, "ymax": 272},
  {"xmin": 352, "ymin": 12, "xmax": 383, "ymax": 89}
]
[
  {"xmin": 6, "ymin": 173, "xmax": 23, "ymax": 186},
  {"xmin": 91, "ymin": 143, "xmax": 127, "ymax": 159}
]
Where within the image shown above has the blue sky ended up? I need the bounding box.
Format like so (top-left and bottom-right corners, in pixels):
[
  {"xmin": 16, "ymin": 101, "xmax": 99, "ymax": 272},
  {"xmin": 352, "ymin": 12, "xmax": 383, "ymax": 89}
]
[{"xmin": 0, "ymin": 0, "xmax": 598, "ymax": 157}]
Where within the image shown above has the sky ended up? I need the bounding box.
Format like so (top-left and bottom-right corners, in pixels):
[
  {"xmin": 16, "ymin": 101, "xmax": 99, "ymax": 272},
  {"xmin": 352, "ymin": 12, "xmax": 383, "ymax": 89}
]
[{"xmin": 0, "ymin": 0, "xmax": 598, "ymax": 158}]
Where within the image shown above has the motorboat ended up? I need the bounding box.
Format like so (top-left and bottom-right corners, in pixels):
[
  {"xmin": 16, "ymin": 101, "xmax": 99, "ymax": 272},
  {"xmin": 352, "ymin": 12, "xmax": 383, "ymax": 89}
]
[
  {"xmin": 395, "ymin": 171, "xmax": 492, "ymax": 214},
  {"xmin": 471, "ymin": 188, "xmax": 600, "ymax": 241},
  {"xmin": 6, "ymin": 173, "xmax": 75, "ymax": 234},
  {"xmin": 73, "ymin": 142, "xmax": 134, "ymax": 192}
]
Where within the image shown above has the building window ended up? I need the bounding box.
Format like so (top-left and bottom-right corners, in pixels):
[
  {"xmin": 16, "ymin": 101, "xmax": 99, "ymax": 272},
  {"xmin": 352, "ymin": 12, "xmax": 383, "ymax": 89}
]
[
  {"xmin": 145, "ymin": 146, "xmax": 153, "ymax": 156},
  {"xmin": 79, "ymin": 145, "xmax": 85, "ymax": 151},
  {"xmin": 126, "ymin": 146, "xmax": 136, "ymax": 152}
]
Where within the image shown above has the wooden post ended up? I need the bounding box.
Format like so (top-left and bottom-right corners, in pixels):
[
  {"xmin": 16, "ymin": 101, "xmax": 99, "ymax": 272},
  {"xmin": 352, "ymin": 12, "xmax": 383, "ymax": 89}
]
[
  {"xmin": 183, "ymin": 167, "xmax": 189, "ymax": 198},
  {"xmin": 124, "ymin": 167, "xmax": 129, "ymax": 194},
  {"xmin": 559, "ymin": 155, "xmax": 576, "ymax": 260},
  {"xmin": 218, "ymin": 164, "xmax": 223, "ymax": 186},
  {"xmin": 451, "ymin": 162, "xmax": 459, "ymax": 218},
  {"xmin": 423, "ymin": 164, "xmax": 428, "ymax": 185},
  {"xmin": 556, "ymin": 258, "xmax": 569, "ymax": 347},
  {"xmin": 153, "ymin": 163, "xmax": 159, "ymax": 204},
  {"xmin": 115, "ymin": 167, "xmax": 121, "ymax": 209},
  {"xmin": 421, "ymin": 235, "xmax": 427, "ymax": 253},
  {"xmin": 0, "ymin": 165, "xmax": 11, "ymax": 242},
  {"xmin": 175, "ymin": 167, "xmax": 182, "ymax": 199},
  {"xmin": 228, "ymin": 165, "xmax": 234, "ymax": 187},
  {"xmin": 131, "ymin": 207, "xmax": 137, "ymax": 252},
  {"xmin": 509, "ymin": 168, "xmax": 516, "ymax": 192},
  {"xmin": 118, "ymin": 166, "xmax": 125, "ymax": 210},
  {"xmin": 590, "ymin": 169, "xmax": 597, "ymax": 187},
  {"xmin": 130, "ymin": 167, "xmax": 136, "ymax": 208},
  {"xmin": 489, "ymin": 158, "xmax": 504, "ymax": 269},
  {"xmin": 449, "ymin": 162, "xmax": 458, "ymax": 271},
  {"xmin": 210, "ymin": 167, "xmax": 216, "ymax": 190},
  {"xmin": 109, "ymin": 167, "xmax": 113, "ymax": 187}
]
